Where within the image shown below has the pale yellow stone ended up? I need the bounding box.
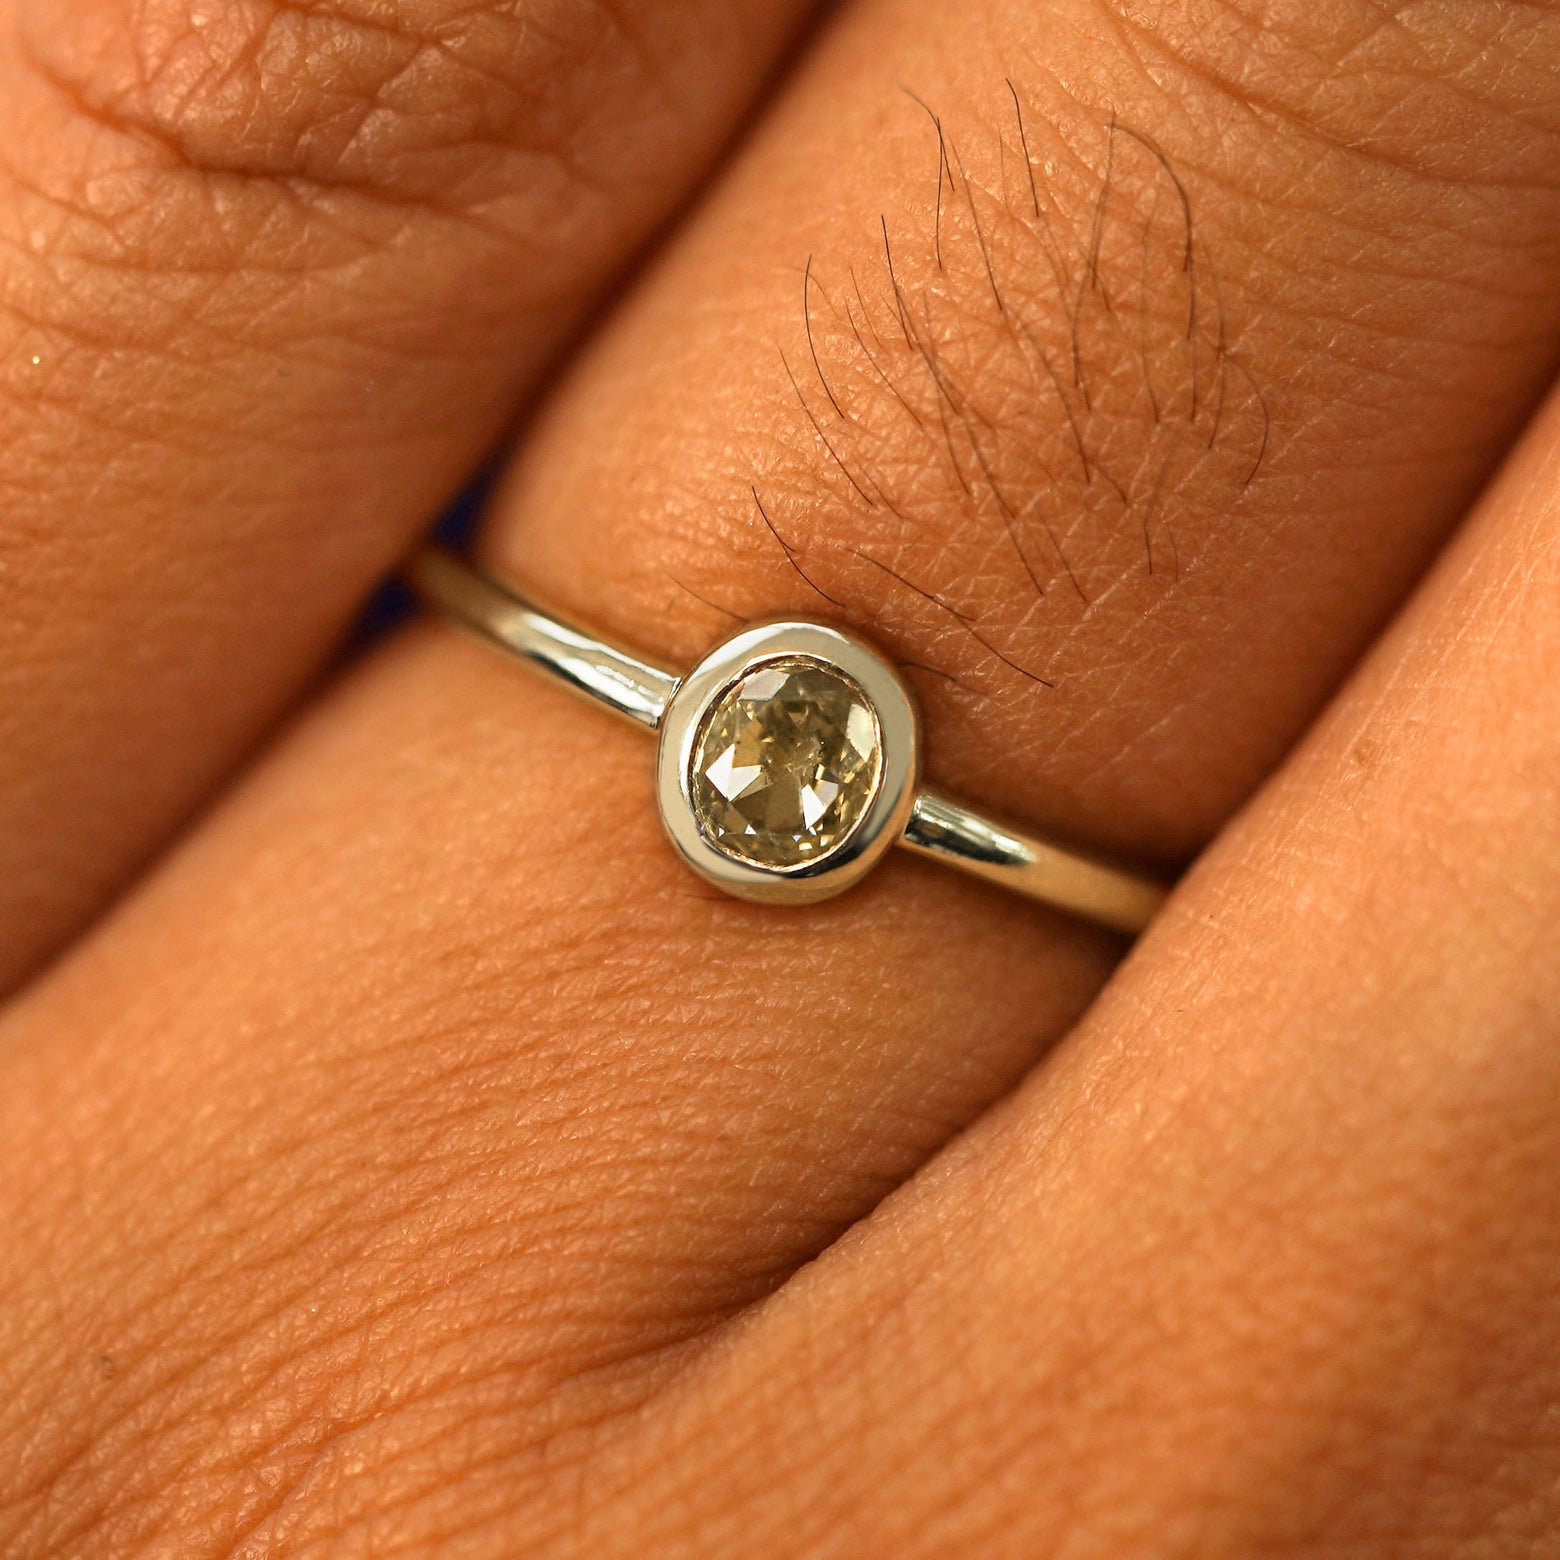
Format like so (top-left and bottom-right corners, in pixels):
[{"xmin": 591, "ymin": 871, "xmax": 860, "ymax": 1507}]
[{"xmin": 691, "ymin": 659, "xmax": 881, "ymax": 868}]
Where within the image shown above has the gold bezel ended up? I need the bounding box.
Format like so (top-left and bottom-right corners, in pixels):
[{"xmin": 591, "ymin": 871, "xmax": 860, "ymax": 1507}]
[{"xmin": 655, "ymin": 621, "xmax": 921, "ymax": 906}]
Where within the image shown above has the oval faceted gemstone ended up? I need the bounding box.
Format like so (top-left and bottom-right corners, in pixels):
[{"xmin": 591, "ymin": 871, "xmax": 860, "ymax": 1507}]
[{"xmin": 690, "ymin": 659, "xmax": 882, "ymax": 869}]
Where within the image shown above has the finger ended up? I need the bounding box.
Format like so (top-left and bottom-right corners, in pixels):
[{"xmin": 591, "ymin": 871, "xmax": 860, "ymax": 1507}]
[
  {"xmin": 0, "ymin": 644, "xmax": 1121, "ymax": 1558},
  {"xmin": 0, "ymin": 0, "xmax": 815, "ymax": 988},
  {"xmin": 499, "ymin": 0, "xmax": 1560, "ymax": 858},
  {"xmin": 579, "ymin": 381, "xmax": 1560, "ymax": 1555},
  {"xmin": 5, "ymin": 0, "xmax": 1560, "ymax": 1551}
]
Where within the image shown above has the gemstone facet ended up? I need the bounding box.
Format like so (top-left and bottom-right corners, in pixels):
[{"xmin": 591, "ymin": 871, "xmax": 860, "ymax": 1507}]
[{"xmin": 689, "ymin": 659, "xmax": 882, "ymax": 870}]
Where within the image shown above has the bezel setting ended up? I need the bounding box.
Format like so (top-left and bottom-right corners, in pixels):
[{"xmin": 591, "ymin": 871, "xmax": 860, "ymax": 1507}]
[
  {"xmin": 409, "ymin": 546, "xmax": 1168, "ymax": 933},
  {"xmin": 656, "ymin": 620, "xmax": 920, "ymax": 905}
]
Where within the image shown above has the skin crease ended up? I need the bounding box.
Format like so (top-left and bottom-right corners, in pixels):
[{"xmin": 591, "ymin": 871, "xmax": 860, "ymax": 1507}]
[
  {"xmin": 0, "ymin": 0, "xmax": 819, "ymax": 991},
  {"xmin": 0, "ymin": 1, "xmax": 1555, "ymax": 1558}
]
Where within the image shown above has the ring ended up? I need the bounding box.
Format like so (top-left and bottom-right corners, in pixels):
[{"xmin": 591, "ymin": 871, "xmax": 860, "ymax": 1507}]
[{"xmin": 408, "ymin": 546, "xmax": 1168, "ymax": 935}]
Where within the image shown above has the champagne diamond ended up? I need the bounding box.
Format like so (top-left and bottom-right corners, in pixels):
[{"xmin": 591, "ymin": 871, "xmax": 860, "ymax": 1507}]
[{"xmin": 690, "ymin": 659, "xmax": 882, "ymax": 869}]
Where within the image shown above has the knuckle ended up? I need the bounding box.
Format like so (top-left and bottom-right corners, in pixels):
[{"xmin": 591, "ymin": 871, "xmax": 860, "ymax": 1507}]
[
  {"xmin": 0, "ymin": 0, "xmax": 663, "ymax": 405},
  {"xmin": 1097, "ymin": 0, "xmax": 1560, "ymax": 186},
  {"xmin": 14, "ymin": 0, "xmax": 625, "ymax": 201}
]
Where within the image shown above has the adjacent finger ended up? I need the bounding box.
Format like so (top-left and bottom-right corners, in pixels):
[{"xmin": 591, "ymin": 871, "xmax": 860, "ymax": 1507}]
[
  {"xmin": 0, "ymin": 0, "xmax": 815, "ymax": 988},
  {"xmin": 0, "ymin": 637, "xmax": 1119, "ymax": 1557},
  {"xmin": 578, "ymin": 381, "xmax": 1560, "ymax": 1556}
]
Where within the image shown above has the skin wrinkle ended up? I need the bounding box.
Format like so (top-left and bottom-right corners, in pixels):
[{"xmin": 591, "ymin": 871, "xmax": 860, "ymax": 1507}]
[
  {"xmin": 6, "ymin": 923, "xmax": 652, "ymax": 1404},
  {"xmin": 12, "ymin": 0, "xmax": 640, "ymax": 204},
  {"xmin": 0, "ymin": 120, "xmax": 570, "ymax": 452},
  {"xmin": 14, "ymin": 1122, "xmax": 668, "ymax": 1559},
  {"xmin": 210, "ymin": 1201, "xmax": 750, "ymax": 1555},
  {"xmin": 1100, "ymin": 0, "xmax": 1560, "ymax": 188},
  {"xmin": 227, "ymin": 1191, "xmax": 707, "ymax": 1529}
]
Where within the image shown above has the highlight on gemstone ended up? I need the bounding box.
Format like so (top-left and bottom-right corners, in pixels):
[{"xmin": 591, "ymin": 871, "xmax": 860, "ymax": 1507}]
[{"xmin": 689, "ymin": 658, "xmax": 883, "ymax": 870}]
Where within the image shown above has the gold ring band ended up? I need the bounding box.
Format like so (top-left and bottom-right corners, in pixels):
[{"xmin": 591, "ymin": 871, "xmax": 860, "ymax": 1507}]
[{"xmin": 408, "ymin": 546, "xmax": 1168, "ymax": 936}]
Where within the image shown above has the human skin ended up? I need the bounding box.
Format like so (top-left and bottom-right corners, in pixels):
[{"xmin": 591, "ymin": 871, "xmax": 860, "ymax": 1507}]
[
  {"xmin": 0, "ymin": 0, "xmax": 1558, "ymax": 1556},
  {"xmin": 0, "ymin": 0, "xmax": 820, "ymax": 989}
]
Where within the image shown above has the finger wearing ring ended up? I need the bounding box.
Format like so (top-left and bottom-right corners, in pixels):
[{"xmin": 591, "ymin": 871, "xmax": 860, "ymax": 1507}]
[{"xmin": 409, "ymin": 546, "xmax": 1168, "ymax": 935}]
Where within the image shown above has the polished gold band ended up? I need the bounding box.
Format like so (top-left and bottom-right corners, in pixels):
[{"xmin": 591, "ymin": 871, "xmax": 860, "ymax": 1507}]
[{"xmin": 409, "ymin": 546, "xmax": 1167, "ymax": 936}]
